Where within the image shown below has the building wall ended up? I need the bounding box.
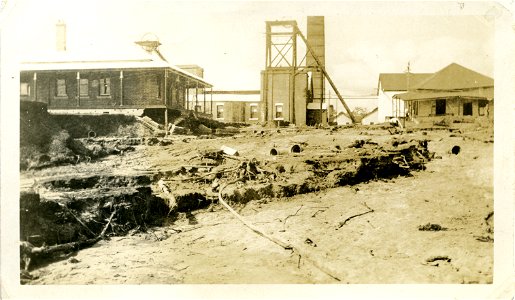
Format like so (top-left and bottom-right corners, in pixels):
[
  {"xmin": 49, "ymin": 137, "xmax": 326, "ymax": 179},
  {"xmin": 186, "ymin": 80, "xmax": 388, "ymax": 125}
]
[
  {"xmin": 20, "ymin": 69, "xmax": 181, "ymax": 110},
  {"xmin": 262, "ymin": 69, "xmax": 308, "ymax": 125},
  {"xmin": 413, "ymin": 98, "xmax": 493, "ymax": 122},
  {"xmin": 377, "ymin": 87, "xmax": 406, "ymax": 122},
  {"xmin": 213, "ymin": 101, "xmax": 261, "ymax": 123},
  {"xmin": 335, "ymin": 114, "xmax": 352, "ymax": 125}
]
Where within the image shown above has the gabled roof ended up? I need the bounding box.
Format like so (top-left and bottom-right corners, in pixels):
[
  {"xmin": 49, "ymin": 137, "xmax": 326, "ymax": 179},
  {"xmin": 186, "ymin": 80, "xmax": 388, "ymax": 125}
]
[
  {"xmin": 378, "ymin": 73, "xmax": 432, "ymax": 92},
  {"xmin": 412, "ymin": 63, "xmax": 493, "ymax": 90}
]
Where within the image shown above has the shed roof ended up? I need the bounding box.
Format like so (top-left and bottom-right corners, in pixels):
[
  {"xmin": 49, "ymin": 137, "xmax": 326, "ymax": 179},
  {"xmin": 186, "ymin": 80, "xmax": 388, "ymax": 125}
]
[
  {"xmin": 411, "ymin": 63, "xmax": 493, "ymax": 90},
  {"xmin": 378, "ymin": 73, "xmax": 432, "ymax": 92}
]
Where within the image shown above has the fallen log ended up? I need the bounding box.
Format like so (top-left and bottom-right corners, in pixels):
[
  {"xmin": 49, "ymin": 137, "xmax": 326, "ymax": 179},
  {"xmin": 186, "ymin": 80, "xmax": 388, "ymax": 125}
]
[
  {"xmin": 21, "ymin": 209, "xmax": 117, "ymax": 271},
  {"xmin": 218, "ymin": 180, "xmax": 343, "ymax": 282},
  {"xmin": 58, "ymin": 203, "xmax": 96, "ymax": 238}
]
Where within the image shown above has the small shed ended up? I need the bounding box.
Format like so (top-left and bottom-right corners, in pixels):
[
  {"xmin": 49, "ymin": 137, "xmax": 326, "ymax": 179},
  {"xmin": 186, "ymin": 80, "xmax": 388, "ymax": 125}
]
[
  {"xmin": 335, "ymin": 112, "xmax": 353, "ymax": 125},
  {"xmin": 361, "ymin": 107, "xmax": 379, "ymax": 125}
]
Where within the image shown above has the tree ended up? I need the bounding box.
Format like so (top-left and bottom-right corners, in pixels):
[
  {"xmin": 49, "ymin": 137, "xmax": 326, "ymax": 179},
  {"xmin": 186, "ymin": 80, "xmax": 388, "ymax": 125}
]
[{"xmin": 351, "ymin": 107, "xmax": 369, "ymax": 122}]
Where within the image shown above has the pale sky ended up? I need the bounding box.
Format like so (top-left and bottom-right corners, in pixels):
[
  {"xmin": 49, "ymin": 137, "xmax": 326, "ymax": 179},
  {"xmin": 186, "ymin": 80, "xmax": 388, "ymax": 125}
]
[{"xmin": 6, "ymin": 0, "xmax": 495, "ymax": 95}]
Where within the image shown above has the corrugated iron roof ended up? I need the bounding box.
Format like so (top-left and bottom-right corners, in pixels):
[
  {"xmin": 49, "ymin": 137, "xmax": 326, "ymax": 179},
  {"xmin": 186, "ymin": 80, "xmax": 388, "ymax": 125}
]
[
  {"xmin": 394, "ymin": 87, "xmax": 494, "ymax": 101},
  {"xmin": 411, "ymin": 63, "xmax": 493, "ymax": 90},
  {"xmin": 20, "ymin": 47, "xmax": 212, "ymax": 87},
  {"xmin": 378, "ymin": 73, "xmax": 432, "ymax": 91}
]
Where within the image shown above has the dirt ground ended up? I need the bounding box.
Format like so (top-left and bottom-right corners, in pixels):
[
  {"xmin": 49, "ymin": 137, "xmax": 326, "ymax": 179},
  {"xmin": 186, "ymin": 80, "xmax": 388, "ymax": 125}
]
[{"xmin": 22, "ymin": 126, "xmax": 493, "ymax": 284}]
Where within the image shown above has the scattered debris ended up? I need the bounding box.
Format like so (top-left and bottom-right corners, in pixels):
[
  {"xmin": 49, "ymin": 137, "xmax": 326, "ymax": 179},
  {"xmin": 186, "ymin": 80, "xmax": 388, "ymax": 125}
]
[
  {"xmin": 280, "ymin": 205, "xmax": 303, "ymax": 232},
  {"xmin": 304, "ymin": 238, "xmax": 317, "ymax": 247},
  {"xmin": 221, "ymin": 145, "xmax": 239, "ymax": 156},
  {"xmin": 336, "ymin": 202, "xmax": 374, "ymax": 229},
  {"xmin": 425, "ymin": 256, "xmax": 451, "ymax": 263},
  {"xmin": 475, "ymin": 236, "xmax": 494, "ymax": 242},
  {"xmin": 218, "ymin": 181, "xmax": 342, "ymax": 282},
  {"xmin": 451, "ymin": 145, "xmax": 461, "ymax": 155},
  {"xmin": 418, "ymin": 223, "xmax": 448, "ymax": 231}
]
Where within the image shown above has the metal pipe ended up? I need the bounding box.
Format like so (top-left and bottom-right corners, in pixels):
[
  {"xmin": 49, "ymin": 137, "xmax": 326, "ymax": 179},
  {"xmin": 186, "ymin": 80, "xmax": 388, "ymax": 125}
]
[{"xmin": 269, "ymin": 144, "xmax": 302, "ymax": 156}]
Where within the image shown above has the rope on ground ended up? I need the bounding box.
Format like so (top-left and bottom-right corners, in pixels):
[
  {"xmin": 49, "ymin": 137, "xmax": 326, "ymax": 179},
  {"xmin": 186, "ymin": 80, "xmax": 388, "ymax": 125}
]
[{"xmin": 218, "ymin": 180, "xmax": 342, "ymax": 282}]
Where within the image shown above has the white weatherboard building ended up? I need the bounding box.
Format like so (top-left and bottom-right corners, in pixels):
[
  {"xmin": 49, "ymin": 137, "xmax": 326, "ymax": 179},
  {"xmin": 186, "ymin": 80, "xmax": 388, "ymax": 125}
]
[{"xmin": 377, "ymin": 73, "xmax": 432, "ymax": 122}]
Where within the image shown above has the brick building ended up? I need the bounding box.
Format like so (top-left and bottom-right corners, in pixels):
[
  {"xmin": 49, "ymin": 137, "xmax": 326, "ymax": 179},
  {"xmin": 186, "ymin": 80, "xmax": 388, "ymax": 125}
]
[{"xmin": 19, "ymin": 23, "xmax": 212, "ymax": 126}]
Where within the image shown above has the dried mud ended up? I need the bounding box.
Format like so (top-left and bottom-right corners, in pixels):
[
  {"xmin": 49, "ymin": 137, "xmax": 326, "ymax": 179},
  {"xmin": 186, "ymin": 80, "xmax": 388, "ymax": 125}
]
[{"xmin": 19, "ymin": 126, "xmax": 493, "ymax": 284}]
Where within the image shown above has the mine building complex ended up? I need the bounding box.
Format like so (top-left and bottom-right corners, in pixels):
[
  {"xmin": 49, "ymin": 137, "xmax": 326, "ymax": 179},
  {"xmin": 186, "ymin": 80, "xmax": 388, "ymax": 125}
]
[{"xmin": 20, "ymin": 23, "xmax": 212, "ymax": 130}]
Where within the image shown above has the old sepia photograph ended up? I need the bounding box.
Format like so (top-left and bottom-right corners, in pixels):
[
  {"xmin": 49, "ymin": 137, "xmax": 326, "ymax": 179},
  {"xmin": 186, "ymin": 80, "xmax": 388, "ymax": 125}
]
[{"xmin": 1, "ymin": 0, "xmax": 514, "ymax": 298}]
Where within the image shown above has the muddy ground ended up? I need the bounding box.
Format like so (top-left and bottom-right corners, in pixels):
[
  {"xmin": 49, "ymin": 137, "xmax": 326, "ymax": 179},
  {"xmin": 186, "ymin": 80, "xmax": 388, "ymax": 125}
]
[{"xmin": 20, "ymin": 126, "xmax": 493, "ymax": 284}]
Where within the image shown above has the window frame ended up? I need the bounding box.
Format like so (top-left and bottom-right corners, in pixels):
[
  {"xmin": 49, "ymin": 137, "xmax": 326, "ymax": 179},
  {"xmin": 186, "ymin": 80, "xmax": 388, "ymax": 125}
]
[
  {"xmin": 79, "ymin": 78, "xmax": 89, "ymax": 97},
  {"xmin": 56, "ymin": 79, "xmax": 67, "ymax": 97},
  {"xmin": 216, "ymin": 104, "xmax": 224, "ymax": 119},
  {"xmin": 274, "ymin": 103, "xmax": 284, "ymax": 120},
  {"xmin": 463, "ymin": 101, "xmax": 473, "ymax": 116},
  {"xmin": 249, "ymin": 103, "xmax": 259, "ymax": 120},
  {"xmin": 478, "ymin": 100, "xmax": 488, "ymax": 116},
  {"xmin": 20, "ymin": 82, "xmax": 30, "ymax": 96},
  {"xmin": 99, "ymin": 77, "xmax": 111, "ymax": 97},
  {"xmin": 435, "ymin": 99, "xmax": 446, "ymax": 116},
  {"xmin": 156, "ymin": 75, "xmax": 162, "ymax": 99}
]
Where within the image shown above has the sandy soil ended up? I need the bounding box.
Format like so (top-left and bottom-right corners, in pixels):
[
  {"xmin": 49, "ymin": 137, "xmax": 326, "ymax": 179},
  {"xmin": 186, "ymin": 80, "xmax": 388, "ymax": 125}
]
[{"xmin": 24, "ymin": 128, "xmax": 493, "ymax": 284}]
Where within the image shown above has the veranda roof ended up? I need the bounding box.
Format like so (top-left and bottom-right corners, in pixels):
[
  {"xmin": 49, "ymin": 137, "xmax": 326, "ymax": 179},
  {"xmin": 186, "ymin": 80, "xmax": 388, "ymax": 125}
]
[{"xmin": 394, "ymin": 87, "xmax": 494, "ymax": 101}]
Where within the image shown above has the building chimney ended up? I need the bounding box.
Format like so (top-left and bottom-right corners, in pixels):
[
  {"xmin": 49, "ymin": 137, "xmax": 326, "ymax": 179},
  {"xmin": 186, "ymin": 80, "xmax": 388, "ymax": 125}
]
[
  {"xmin": 306, "ymin": 16, "xmax": 325, "ymax": 104},
  {"xmin": 56, "ymin": 20, "xmax": 66, "ymax": 51}
]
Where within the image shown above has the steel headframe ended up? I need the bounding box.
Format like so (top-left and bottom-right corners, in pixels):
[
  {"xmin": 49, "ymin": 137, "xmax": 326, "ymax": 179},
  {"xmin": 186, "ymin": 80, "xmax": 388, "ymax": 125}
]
[{"xmin": 264, "ymin": 20, "xmax": 356, "ymax": 124}]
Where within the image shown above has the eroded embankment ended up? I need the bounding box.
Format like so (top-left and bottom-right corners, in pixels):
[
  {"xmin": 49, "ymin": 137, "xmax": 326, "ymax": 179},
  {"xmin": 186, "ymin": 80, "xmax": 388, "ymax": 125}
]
[{"xmin": 20, "ymin": 137, "xmax": 431, "ymax": 273}]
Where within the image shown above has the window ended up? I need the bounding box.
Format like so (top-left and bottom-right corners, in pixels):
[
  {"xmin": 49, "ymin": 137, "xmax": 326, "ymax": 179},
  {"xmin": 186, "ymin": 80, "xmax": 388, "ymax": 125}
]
[
  {"xmin": 99, "ymin": 78, "xmax": 111, "ymax": 96},
  {"xmin": 20, "ymin": 83, "xmax": 30, "ymax": 96},
  {"xmin": 463, "ymin": 102, "xmax": 473, "ymax": 116},
  {"xmin": 478, "ymin": 100, "xmax": 488, "ymax": 116},
  {"xmin": 216, "ymin": 105, "xmax": 224, "ymax": 119},
  {"xmin": 275, "ymin": 104, "xmax": 283, "ymax": 119},
  {"xmin": 195, "ymin": 105, "xmax": 202, "ymax": 113},
  {"xmin": 413, "ymin": 101, "xmax": 419, "ymax": 116},
  {"xmin": 156, "ymin": 76, "xmax": 162, "ymax": 98},
  {"xmin": 56, "ymin": 79, "xmax": 67, "ymax": 97},
  {"xmin": 79, "ymin": 79, "xmax": 89, "ymax": 97},
  {"xmin": 435, "ymin": 99, "xmax": 446, "ymax": 115},
  {"xmin": 250, "ymin": 104, "xmax": 258, "ymax": 120}
]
